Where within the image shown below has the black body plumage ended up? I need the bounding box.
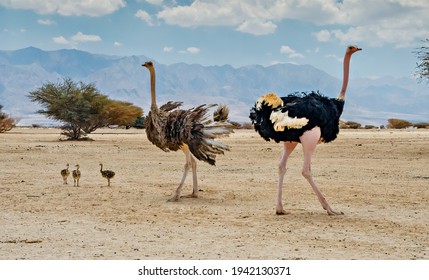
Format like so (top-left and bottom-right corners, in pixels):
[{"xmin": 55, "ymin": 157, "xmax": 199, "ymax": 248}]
[{"xmin": 249, "ymin": 91, "xmax": 344, "ymax": 143}]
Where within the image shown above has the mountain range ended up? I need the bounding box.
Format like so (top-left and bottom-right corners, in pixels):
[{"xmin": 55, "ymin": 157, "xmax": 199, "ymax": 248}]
[{"xmin": 0, "ymin": 47, "xmax": 428, "ymax": 126}]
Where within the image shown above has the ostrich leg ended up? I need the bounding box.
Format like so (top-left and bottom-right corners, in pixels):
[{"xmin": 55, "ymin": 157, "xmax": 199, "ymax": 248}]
[
  {"xmin": 168, "ymin": 145, "xmax": 198, "ymax": 201},
  {"xmin": 181, "ymin": 147, "xmax": 198, "ymax": 199},
  {"xmin": 300, "ymin": 127, "xmax": 343, "ymax": 215},
  {"xmin": 276, "ymin": 141, "xmax": 298, "ymax": 215}
]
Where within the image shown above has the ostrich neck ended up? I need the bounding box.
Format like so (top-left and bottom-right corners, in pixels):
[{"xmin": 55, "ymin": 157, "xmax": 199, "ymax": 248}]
[
  {"xmin": 149, "ymin": 68, "xmax": 157, "ymax": 108},
  {"xmin": 337, "ymin": 53, "xmax": 352, "ymax": 100}
]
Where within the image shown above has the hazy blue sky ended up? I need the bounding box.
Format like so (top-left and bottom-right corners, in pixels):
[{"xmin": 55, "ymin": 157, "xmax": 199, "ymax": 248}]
[{"xmin": 1, "ymin": 0, "xmax": 428, "ymax": 78}]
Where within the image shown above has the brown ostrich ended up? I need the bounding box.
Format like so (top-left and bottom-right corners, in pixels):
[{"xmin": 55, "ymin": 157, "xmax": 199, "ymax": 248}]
[
  {"xmin": 250, "ymin": 45, "xmax": 361, "ymax": 215},
  {"xmin": 99, "ymin": 163, "xmax": 115, "ymax": 186},
  {"xmin": 60, "ymin": 163, "xmax": 70, "ymax": 185},
  {"xmin": 72, "ymin": 164, "xmax": 81, "ymax": 187},
  {"xmin": 141, "ymin": 61, "xmax": 233, "ymax": 201}
]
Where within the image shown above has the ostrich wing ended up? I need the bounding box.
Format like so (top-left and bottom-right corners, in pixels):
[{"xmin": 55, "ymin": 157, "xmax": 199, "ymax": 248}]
[
  {"xmin": 159, "ymin": 101, "xmax": 183, "ymax": 112},
  {"xmin": 250, "ymin": 92, "xmax": 343, "ymax": 143},
  {"xmin": 276, "ymin": 92, "xmax": 343, "ymax": 142}
]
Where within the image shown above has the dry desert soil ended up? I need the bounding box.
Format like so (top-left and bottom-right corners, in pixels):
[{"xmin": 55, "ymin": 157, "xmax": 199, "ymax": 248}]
[{"xmin": 0, "ymin": 128, "xmax": 428, "ymax": 259}]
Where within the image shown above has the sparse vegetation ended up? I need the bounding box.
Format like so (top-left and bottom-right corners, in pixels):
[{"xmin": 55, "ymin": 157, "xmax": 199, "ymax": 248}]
[
  {"xmin": 0, "ymin": 104, "xmax": 17, "ymax": 133},
  {"xmin": 413, "ymin": 122, "xmax": 429, "ymax": 129},
  {"xmin": 339, "ymin": 121, "xmax": 362, "ymax": 129},
  {"xmin": 240, "ymin": 122, "xmax": 254, "ymax": 129},
  {"xmin": 134, "ymin": 116, "xmax": 146, "ymax": 129},
  {"xmin": 364, "ymin": 125, "xmax": 376, "ymax": 129},
  {"xmin": 387, "ymin": 118, "xmax": 413, "ymax": 129},
  {"xmin": 28, "ymin": 78, "xmax": 143, "ymax": 140}
]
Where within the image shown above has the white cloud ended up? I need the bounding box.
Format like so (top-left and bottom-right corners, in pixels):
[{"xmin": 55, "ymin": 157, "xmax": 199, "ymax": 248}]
[
  {"xmin": 156, "ymin": 0, "xmax": 429, "ymax": 47},
  {"xmin": 52, "ymin": 36, "xmax": 70, "ymax": 45},
  {"xmin": 157, "ymin": 1, "xmax": 276, "ymax": 35},
  {"xmin": 135, "ymin": 9, "xmax": 153, "ymax": 26},
  {"xmin": 114, "ymin": 41, "xmax": 122, "ymax": 47},
  {"xmin": 52, "ymin": 32, "xmax": 101, "ymax": 46},
  {"xmin": 313, "ymin": 30, "xmax": 331, "ymax": 42},
  {"xmin": 280, "ymin": 45, "xmax": 304, "ymax": 59},
  {"xmin": 185, "ymin": 47, "xmax": 200, "ymax": 54},
  {"xmin": 235, "ymin": 19, "xmax": 277, "ymax": 36},
  {"xmin": 71, "ymin": 32, "xmax": 101, "ymax": 42},
  {"xmin": 163, "ymin": 47, "xmax": 174, "ymax": 52},
  {"xmin": 37, "ymin": 19, "xmax": 55, "ymax": 25},
  {"xmin": 156, "ymin": 0, "xmax": 340, "ymax": 35},
  {"xmin": 0, "ymin": 0, "xmax": 126, "ymax": 16},
  {"xmin": 145, "ymin": 0, "xmax": 163, "ymax": 5},
  {"xmin": 325, "ymin": 54, "xmax": 342, "ymax": 63},
  {"xmin": 179, "ymin": 47, "xmax": 201, "ymax": 54}
]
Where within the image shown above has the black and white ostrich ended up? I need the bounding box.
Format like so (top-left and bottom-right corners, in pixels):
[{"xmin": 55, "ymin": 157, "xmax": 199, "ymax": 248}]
[
  {"xmin": 141, "ymin": 61, "xmax": 233, "ymax": 201},
  {"xmin": 249, "ymin": 45, "xmax": 361, "ymax": 215}
]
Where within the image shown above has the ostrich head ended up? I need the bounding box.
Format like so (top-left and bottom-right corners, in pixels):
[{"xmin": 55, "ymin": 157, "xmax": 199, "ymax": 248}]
[
  {"xmin": 142, "ymin": 61, "xmax": 154, "ymax": 69},
  {"xmin": 346, "ymin": 45, "xmax": 362, "ymax": 55}
]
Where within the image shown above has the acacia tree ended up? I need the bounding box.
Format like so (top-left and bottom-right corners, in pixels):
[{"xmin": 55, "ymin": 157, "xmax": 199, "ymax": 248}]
[
  {"xmin": 28, "ymin": 78, "xmax": 143, "ymax": 140},
  {"xmin": 415, "ymin": 38, "xmax": 429, "ymax": 83},
  {"xmin": 0, "ymin": 104, "xmax": 16, "ymax": 133}
]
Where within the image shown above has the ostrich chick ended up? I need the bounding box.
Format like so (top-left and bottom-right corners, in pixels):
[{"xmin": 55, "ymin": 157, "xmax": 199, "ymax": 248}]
[
  {"xmin": 60, "ymin": 163, "xmax": 70, "ymax": 185},
  {"xmin": 100, "ymin": 163, "xmax": 115, "ymax": 186},
  {"xmin": 72, "ymin": 164, "xmax": 81, "ymax": 187}
]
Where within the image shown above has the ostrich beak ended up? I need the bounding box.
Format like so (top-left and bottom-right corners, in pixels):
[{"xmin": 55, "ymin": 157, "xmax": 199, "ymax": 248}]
[{"xmin": 142, "ymin": 61, "xmax": 152, "ymax": 68}]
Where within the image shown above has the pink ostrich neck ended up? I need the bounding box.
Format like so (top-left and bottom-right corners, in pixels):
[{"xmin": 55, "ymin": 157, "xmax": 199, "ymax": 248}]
[{"xmin": 337, "ymin": 52, "xmax": 353, "ymax": 101}]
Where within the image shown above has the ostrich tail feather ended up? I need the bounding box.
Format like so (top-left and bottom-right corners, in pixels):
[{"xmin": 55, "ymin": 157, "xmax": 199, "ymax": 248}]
[
  {"xmin": 189, "ymin": 113, "xmax": 234, "ymax": 166},
  {"xmin": 213, "ymin": 104, "xmax": 230, "ymax": 122}
]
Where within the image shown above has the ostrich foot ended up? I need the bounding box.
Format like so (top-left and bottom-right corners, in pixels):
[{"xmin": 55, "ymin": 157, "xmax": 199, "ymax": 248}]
[
  {"xmin": 167, "ymin": 195, "xmax": 180, "ymax": 202},
  {"xmin": 275, "ymin": 207, "xmax": 289, "ymax": 215},
  {"xmin": 181, "ymin": 193, "xmax": 198, "ymax": 199},
  {"xmin": 326, "ymin": 207, "xmax": 344, "ymax": 216}
]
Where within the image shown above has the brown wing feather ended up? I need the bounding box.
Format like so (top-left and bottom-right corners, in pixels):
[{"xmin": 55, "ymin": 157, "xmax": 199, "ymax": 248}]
[{"xmin": 146, "ymin": 103, "xmax": 233, "ymax": 165}]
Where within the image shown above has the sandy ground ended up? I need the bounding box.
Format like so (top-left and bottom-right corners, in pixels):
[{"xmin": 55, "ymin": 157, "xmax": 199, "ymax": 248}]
[{"xmin": 0, "ymin": 127, "xmax": 428, "ymax": 260}]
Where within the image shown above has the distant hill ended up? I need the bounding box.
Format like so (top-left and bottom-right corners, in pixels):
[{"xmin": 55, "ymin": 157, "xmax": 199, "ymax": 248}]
[{"xmin": 1, "ymin": 47, "xmax": 428, "ymax": 126}]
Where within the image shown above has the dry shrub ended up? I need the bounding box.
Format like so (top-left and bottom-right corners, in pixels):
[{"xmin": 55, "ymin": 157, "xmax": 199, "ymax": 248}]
[
  {"xmin": 413, "ymin": 122, "xmax": 429, "ymax": 129},
  {"xmin": 340, "ymin": 120, "xmax": 361, "ymax": 129},
  {"xmin": 0, "ymin": 117, "xmax": 16, "ymax": 133},
  {"xmin": 364, "ymin": 125, "xmax": 376, "ymax": 129},
  {"xmin": 387, "ymin": 119, "xmax": 413, "ymax": 129},
  {"xmin": 240, "ymin": 122, "xmax": 254, "ymax": 129}
]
